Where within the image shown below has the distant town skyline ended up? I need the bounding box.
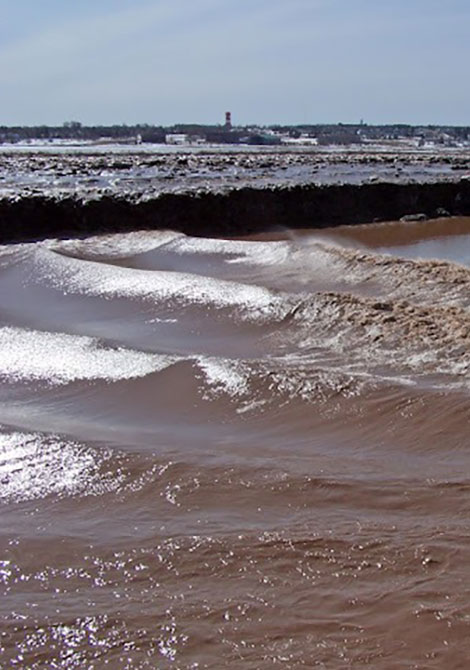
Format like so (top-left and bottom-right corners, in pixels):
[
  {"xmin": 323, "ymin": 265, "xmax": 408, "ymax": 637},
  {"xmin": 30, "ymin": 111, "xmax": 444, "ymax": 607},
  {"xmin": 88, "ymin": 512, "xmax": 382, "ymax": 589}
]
[{"xmin": 1, "ymin": 0, "xmax": 469, "ymax": 127}]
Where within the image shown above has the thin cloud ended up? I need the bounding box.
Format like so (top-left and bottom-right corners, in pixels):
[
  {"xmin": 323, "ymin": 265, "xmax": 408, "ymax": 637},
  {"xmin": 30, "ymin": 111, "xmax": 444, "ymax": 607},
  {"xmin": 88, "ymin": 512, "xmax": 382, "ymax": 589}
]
[{"xmin": 1, "ymin": 0, "xmax": 469, "ymax": 125}]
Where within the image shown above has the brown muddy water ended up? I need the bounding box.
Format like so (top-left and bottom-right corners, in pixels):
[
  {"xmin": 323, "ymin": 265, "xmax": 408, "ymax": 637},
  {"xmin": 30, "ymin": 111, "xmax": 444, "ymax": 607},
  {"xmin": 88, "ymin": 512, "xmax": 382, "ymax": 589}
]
[{"xmin": 2, "ymin": 217, "xmax": 470, "ymax": 668}]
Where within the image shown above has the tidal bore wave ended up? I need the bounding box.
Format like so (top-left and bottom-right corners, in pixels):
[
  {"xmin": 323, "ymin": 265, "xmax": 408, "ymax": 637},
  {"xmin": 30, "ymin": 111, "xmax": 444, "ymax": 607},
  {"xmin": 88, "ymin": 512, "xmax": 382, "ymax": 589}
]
[{"xmin": 2, "ymin": 219, "xmax": 470, "ymax": 668}]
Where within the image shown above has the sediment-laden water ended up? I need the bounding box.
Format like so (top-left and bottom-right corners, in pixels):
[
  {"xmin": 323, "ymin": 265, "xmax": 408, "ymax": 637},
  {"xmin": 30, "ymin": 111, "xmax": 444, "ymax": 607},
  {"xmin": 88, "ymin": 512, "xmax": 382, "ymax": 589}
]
[{"xmin": 2, "ymin": 217, "xmax": 470, "ymax": 668}]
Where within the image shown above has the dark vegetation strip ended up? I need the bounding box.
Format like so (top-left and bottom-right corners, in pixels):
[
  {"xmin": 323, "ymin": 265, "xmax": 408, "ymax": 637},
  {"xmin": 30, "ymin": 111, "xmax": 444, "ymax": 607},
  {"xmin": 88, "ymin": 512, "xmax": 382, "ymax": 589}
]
[{"xmin": 1, "ymin": 180, "xmax": 470, "ymax": 243}]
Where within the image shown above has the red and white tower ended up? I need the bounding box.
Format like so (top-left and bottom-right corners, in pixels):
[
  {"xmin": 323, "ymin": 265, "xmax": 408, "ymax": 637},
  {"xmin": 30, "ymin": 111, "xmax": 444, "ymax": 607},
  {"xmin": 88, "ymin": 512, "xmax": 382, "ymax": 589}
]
[{"xmin": 225, "ymin": 111, "xmax": 232, "ymax": 130}]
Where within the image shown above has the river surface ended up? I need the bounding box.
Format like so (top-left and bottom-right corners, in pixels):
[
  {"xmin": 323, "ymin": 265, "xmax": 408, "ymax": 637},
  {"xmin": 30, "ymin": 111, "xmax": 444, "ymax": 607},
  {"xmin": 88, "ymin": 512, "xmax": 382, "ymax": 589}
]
[{"xmin": 2, "ymin": 217, "xmax": 470, "ymax": 668}]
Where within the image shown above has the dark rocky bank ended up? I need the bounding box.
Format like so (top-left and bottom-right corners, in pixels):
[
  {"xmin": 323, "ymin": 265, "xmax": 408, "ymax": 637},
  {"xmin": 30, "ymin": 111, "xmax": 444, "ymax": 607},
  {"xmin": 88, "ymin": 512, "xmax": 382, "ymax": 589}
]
[{"xmin": 1, "ymin": 179, "xmax": 470, "ymax": 243}]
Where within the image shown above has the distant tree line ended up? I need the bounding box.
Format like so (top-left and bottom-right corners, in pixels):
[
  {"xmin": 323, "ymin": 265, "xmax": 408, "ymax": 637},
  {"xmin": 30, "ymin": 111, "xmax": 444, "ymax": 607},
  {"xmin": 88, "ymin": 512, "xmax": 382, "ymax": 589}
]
[{"xmin": 0, "ymin": 122, "xmax": 469, "ymax": 145}]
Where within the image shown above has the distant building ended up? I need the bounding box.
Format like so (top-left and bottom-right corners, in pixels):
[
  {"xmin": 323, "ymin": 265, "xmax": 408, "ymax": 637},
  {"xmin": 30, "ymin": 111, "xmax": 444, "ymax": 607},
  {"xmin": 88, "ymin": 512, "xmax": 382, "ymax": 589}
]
[
  {"xmin": 224, "ymin": 112, "xmax": 232, "ymax": 130},
  {"xmin": 248, "ymin": 133, "xmax": 282, "ymax": 146},
  {"xmin": 281, "ymin": 135, "xmax": 318, "ymax": 146},
  {"xmin": 165, "ymin": 133, "xmax": 188, "ymax": 145},
  {"xmin": 316, "ymin": 129, "xmax": 362, "ymax": 146}
]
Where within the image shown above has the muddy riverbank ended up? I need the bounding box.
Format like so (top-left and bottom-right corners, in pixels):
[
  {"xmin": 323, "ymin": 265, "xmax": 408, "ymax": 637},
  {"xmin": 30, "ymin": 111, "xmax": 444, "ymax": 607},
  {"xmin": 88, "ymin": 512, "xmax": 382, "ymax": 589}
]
[
  {"xmin": 1, "ymin": 179, "xmax": 470, "ymax": 243},
  {"xmin": 1, "ymin": 147, "xmax": 470, "ymax": 242}
]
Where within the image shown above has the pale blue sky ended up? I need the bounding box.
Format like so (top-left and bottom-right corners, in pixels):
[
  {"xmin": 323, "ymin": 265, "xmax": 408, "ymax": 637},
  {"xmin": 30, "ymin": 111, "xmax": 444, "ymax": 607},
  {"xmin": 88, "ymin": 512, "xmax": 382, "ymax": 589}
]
[{"xmin": 1, "ymin": 0, "xmax": 469, "ymax": 126}]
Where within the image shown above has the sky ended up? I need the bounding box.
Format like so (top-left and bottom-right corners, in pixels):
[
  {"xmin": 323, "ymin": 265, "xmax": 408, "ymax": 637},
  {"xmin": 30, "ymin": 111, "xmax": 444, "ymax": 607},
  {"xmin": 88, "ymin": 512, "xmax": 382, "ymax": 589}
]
[{"xmin": 1, "ymin": 0, "xmax": 469, "ymax": 126}]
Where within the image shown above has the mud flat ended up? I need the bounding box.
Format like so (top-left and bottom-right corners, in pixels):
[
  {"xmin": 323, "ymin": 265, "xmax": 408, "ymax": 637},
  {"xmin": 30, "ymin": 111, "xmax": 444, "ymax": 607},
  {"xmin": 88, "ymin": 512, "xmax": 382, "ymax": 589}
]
[{"xmin": 0, "ymin": 147, "xmax": 470, "ymax": 242}]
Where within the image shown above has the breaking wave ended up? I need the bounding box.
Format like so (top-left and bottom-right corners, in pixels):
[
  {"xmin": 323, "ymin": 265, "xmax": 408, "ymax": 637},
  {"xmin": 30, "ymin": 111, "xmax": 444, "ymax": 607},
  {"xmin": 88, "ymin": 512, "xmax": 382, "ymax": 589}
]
[{"xmin": 3, "ymin": 218, "xmax": 470, "ymax": 669}]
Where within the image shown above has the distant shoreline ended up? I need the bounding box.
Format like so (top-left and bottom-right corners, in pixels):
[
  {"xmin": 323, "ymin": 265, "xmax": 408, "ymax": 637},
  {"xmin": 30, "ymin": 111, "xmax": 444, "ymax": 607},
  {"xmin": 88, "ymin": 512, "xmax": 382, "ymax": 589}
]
[{"xmin": 2, "ymin": 121, "xmax": 470, "ymax": 150}]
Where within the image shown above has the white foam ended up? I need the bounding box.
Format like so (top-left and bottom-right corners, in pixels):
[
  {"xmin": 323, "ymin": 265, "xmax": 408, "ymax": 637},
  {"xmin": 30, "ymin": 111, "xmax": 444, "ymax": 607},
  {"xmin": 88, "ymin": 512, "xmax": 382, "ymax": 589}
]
[
  {"xmin": 46, "ymin": 230, "xmax": 183, "ymax": 258},
  {"xmin": 195, "ymin": 350, "xmax": 423, "ymax": 411},
  {"xmin": 0, "ymin": 326, "xmax": 176, "ymax": 385},
  {"xmin": 196, "ymin": 357, "xmax": 250, "ymax": 398},
  {"xmin": 0, "ymin": 430, "xmax": 122, "ymax": 502},
  {"xmin": 166, "ymin": 236, "xmax": 291, "ymax": 267},
  {"xmin": 34, "ymin": 248, "xmax": 285, "ymax": 320}
]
